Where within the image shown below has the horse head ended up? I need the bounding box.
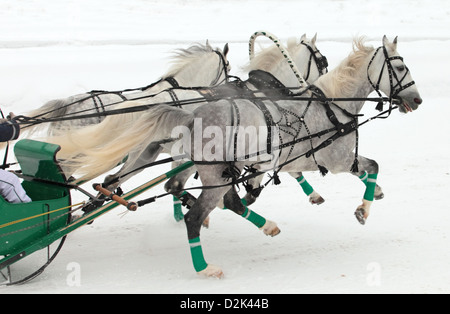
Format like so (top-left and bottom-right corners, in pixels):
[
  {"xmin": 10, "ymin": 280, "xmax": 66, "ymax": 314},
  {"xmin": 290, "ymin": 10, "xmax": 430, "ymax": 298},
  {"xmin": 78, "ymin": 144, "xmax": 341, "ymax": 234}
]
[
  {"xmin": 299, "ymin": 33, "xmax": 329, "ymax": 80},
  {"xmin": 165, "ymin": 41, "xmax": 231, "ymax": 87},
  {"xmin": 247, "ymin": 33, "xmax": 328, "ymax": 88},
  {"xmin": 287, "ymin": 33, "xmax": 328, "ymax": 84},
  {"xmin": 368, "ymin": 36, "xmax": 423, "ymax": 113}
]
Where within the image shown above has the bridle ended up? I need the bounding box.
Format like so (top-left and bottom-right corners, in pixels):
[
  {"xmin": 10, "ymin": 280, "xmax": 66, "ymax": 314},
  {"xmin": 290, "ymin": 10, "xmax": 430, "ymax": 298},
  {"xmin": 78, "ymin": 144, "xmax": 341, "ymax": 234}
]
[
  {"xmin": 367, "ymin": 46, "xmax": 416, "ymax": 103},
  {"xmin": 211, "ymin": 49, "xmax": 231, "ymax": 86},
  {"xmin": 300, "ymin": 41, "xmax": 329, "ymax": 81},
  {"xmin": 161, "ymin": 48, "xmax": 230, "ymax": 89}
]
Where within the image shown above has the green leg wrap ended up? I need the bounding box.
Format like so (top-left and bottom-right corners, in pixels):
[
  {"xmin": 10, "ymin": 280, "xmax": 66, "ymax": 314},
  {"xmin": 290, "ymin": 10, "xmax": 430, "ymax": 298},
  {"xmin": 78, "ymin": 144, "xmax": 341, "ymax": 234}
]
[
  {"xmin": 363, "ymin": 173, "xmax": 378, "ymax": 202},
  {"xmin": 359, "ymin": 171, "xmax": 368, "ymax": 185},
  {"xmin": 173, "ymin": 195, "xmax": 184, "ymax": 222},
  {"xmin": 241, "ymin": 206, "xmax": 266, "ymax": 229},
  {"xmin": 189, "ymin": 237, "xmax": 208, "ymax": 272},
  {"xmin": 222, "ymin": 199, "xmax": 266, "ymax": 228},
  {"xmin": 296, "ymin": 175, "xmax": 314, "ymax": 196}
]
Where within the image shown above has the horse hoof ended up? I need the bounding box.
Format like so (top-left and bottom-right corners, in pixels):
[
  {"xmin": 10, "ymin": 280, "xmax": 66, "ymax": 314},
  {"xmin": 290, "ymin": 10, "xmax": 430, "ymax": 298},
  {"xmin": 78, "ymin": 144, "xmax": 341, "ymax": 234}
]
[
  {"xmin": 309, "ymin": 191, "xmax": 325, "ymax": 205},
  {"xmin": 354, "ymin": 208, "xmax": 366, "ymax": 225},
  {"xmin": 198, "ymin": 264, "xmax": 224, "ymax": 279},
  {"xmin": 374, "ymin": 192, "xmax": 384, "ymax": 200},
  {"xmin": 260, "ymin": 220, "xmax": 281, "ymax": 237}
]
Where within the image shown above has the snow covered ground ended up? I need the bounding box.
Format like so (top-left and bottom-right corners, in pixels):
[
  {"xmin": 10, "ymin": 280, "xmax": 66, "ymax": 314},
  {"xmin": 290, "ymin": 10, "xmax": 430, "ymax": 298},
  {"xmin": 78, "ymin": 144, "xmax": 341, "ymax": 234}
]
[{"xmin": 1, "ymin": 0, "xmax": 449, "ymax": 294}]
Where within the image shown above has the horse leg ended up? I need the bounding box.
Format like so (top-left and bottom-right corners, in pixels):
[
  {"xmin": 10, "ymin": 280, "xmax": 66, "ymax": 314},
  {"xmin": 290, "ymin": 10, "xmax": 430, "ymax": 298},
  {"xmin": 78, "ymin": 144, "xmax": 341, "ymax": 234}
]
[
  {"xmin": 164, "ymin": 164, "xmax": 211, "ymax": 228},
  {"xmin": 165, "ymin": 168, "xmax": 268, "ymax": 229},
  {"xmin": 243, "ymin": 172, "xmax": 325, "ymax": 206},
  {"xmin": 164, "ymin": 162, "xmax": 197, "ymax": 222},
  {"xmin": 352, "ymin": 156, "xmax": 380, "ymax": 225},
  {"xmin": 289, "ymin": 172, "xmax": 325, "ymax": 205},
  {"xmin": 241, "ymin": 174, "xmax": 265, "ymax": 206},
  {"xmin": 184, "ymin": 164, "xmax": 231, "ymax": 278},
  {"xmin": 358, "ymin": 172, "xmax": 384, "ymax": 201},
  {"xmin": 223, "ymin": 187, "xmax": 280, "ymax": 237}
]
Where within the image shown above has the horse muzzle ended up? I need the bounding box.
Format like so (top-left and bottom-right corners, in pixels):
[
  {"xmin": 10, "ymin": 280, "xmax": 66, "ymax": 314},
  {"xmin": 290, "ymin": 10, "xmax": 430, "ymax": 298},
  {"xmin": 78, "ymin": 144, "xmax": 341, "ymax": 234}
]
[{"xmin": 395, "ymin": 96, "xmax": 423, "ymax": 113}]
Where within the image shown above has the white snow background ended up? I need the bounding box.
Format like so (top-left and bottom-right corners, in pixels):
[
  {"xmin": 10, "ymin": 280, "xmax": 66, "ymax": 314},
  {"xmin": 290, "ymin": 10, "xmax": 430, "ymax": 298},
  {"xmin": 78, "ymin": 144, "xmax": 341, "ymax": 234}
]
[{"xmin": 0, "ymin": 0, "xmax": 449, "ymax": 294}]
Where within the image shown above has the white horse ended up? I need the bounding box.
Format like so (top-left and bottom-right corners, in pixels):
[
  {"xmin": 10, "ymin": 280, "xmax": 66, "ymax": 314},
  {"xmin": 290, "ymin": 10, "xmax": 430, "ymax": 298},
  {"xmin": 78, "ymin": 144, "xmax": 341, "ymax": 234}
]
[
  {"xmin": 45, "ymin": 36, "xmax": 422, "ymax": 277},
  {"xmin": 24, "ymin": 41, "xmax": 230, "ymax": 136}
]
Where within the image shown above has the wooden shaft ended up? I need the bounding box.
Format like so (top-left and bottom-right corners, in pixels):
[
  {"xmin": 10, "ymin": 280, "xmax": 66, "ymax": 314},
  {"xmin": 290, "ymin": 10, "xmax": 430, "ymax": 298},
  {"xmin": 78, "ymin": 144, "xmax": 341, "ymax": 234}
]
[{"xmin": 93, "ymin": 184, "xmax": 137, "ymax": 211}]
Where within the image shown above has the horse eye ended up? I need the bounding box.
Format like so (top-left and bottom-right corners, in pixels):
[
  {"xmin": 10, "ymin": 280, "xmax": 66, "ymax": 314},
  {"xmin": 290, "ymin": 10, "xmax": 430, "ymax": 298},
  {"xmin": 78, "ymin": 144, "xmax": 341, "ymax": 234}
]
[{"xmin": 396, "ymin": 65, "xmax": 405, "ymax": 72}]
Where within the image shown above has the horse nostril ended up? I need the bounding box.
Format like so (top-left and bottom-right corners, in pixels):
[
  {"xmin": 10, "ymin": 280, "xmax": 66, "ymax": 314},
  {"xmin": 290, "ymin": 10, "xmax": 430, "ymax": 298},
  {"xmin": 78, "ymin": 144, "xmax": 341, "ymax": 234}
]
[{"xmin": 414, "ymin": 98, "xmax": 423, "ymax": 105}]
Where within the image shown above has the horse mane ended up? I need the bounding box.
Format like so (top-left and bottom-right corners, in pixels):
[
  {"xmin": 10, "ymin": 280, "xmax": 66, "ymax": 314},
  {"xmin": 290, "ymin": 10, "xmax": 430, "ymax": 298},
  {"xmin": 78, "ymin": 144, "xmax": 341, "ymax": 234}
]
[
  {"xmin": 315, "ymin": 37, "xmax": 375, "ymax": 98},
  {"xmin": 163, "ymin": 43, "xmax": 216, "ymax": 78},
  {"xmin": 244, "ymin": 38, "xmax": 300, "ymax": 73}
]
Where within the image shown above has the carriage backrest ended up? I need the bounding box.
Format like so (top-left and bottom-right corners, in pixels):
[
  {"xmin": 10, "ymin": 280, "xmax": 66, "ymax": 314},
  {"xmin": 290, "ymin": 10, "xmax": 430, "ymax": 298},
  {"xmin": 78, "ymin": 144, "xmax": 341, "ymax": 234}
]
[
  {"xmin": 0, "ymin": 140, "xmax": 71, "ymax": 257},
  {"xmin": 14, "ymin": 139, "xmax": 69, "ymax": 201}
]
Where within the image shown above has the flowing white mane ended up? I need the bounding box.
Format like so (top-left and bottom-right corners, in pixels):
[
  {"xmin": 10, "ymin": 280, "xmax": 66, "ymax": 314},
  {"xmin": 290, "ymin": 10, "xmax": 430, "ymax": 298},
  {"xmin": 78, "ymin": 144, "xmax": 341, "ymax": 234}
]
[
  {"xmin": 315, "ymin": 37, "xmax": 375, "ymax": 98},
  {"xmin": 164, "ymin": 43, "xmax": 216, "ymax": 78}
]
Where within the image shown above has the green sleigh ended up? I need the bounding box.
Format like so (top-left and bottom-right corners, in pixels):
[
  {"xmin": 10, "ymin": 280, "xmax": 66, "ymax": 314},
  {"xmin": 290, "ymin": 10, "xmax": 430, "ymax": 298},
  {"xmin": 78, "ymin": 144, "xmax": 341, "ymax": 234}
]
[{"xmin": 0, "ymin": 139, "xmax": 193, "ymax": 285}]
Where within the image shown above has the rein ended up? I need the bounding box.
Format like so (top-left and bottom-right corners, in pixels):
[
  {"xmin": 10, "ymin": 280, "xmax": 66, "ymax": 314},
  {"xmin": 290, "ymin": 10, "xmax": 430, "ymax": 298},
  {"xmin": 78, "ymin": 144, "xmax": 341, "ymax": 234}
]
[
  {"xmin": 14, "ymin": 84, "xmax": 392, "ymax": 128},
  {"xmin": 20, "ymin": 48, "xmax": 230, "ymax": 129},
  {"xmin": 19, "ymin": 77, "xmax": 180, "ymax": 130},
  {"xmin": 14, "ymin": 45, "xmax": 409, "ymax": 199}
]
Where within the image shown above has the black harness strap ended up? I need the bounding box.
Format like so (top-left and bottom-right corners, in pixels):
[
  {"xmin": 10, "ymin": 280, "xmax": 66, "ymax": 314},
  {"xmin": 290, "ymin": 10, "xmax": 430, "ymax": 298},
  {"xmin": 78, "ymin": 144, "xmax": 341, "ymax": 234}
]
[
  {"xmin": 164, "ymin": 76, "xmax": 180, "ymax": 88},
  {"xmin": 167, "ymin": 89, "xmax": 181, "ymax": 108},
  {"xmin": 252, "ymin": 99, "xmax": 275, "ymax": 155},
  {"xmin": 306, "ymin": 85, "xmax": 361, "ymax": 172},
  {"xmin": 247, "ymin": 70, "xmax": 294, "ymax": 97},
  {"xmin": 88, "ymin": 92, "xmax": 109, "ymax": 123},
  {"xmin": 230, "ymin": 99, "xmax": 240, "ymax": 161},
  {"xmin": 247, "ymin": 71, "xmax": 291, "ymax": 156}
]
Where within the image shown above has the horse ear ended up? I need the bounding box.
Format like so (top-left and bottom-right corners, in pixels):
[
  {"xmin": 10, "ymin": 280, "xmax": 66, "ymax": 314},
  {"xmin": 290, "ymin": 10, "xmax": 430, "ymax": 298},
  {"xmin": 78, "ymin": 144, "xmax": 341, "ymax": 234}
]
[
  {"xmin": 383, "ymin": 35, "xmax": 398, "ymax": 51},
  {"xmin": 300, "ymin": 33, "xmax": 306, "ymax": 43},
  {"xmin": 393, "ymin": 36, "xmax": 398, "ymax": 49},
  {"xmin": 311, "ymin": 33, "xmax": 317, "ymax": 46},
  {"xmin": 206, "ymin": 39, "xmax": 211, "ymax": 48},
  {"xmin": 223, "ymin": 43, "xmax": 229, "ymax": 56}
]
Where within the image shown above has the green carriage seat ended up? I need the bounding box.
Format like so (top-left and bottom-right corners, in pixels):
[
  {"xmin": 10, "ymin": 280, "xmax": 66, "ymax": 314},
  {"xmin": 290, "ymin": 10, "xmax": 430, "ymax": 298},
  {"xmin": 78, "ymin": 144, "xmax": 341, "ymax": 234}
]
[{"xmin": 0, "ymin": 139, "xmax": 71, "ymax": 256}]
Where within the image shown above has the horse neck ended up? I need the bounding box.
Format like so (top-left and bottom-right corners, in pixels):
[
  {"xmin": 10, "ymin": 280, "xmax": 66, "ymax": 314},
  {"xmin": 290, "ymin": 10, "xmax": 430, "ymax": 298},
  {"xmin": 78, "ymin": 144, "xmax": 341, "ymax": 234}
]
[
  {"xmin": 140, "ymin": 53, "xmax": 223, "ymax": 97},
  {"xmin": 165, "ymin": 53, "xmax": 222, "ymax": 87},
  {"xmin": 313, "ymin": 50, "xmax": 375, "ymax": 114},
  {"xmin": 268, "ymin": 47, "xmax": 311, "ymax": 88}
]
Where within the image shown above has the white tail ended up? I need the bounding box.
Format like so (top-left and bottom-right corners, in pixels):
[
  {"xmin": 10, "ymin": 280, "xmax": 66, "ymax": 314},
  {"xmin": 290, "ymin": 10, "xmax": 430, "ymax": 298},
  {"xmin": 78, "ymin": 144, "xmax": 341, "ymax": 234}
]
[{"xmin": 44, "ymin": 101, "xmax": 194, "ymax": 181}]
